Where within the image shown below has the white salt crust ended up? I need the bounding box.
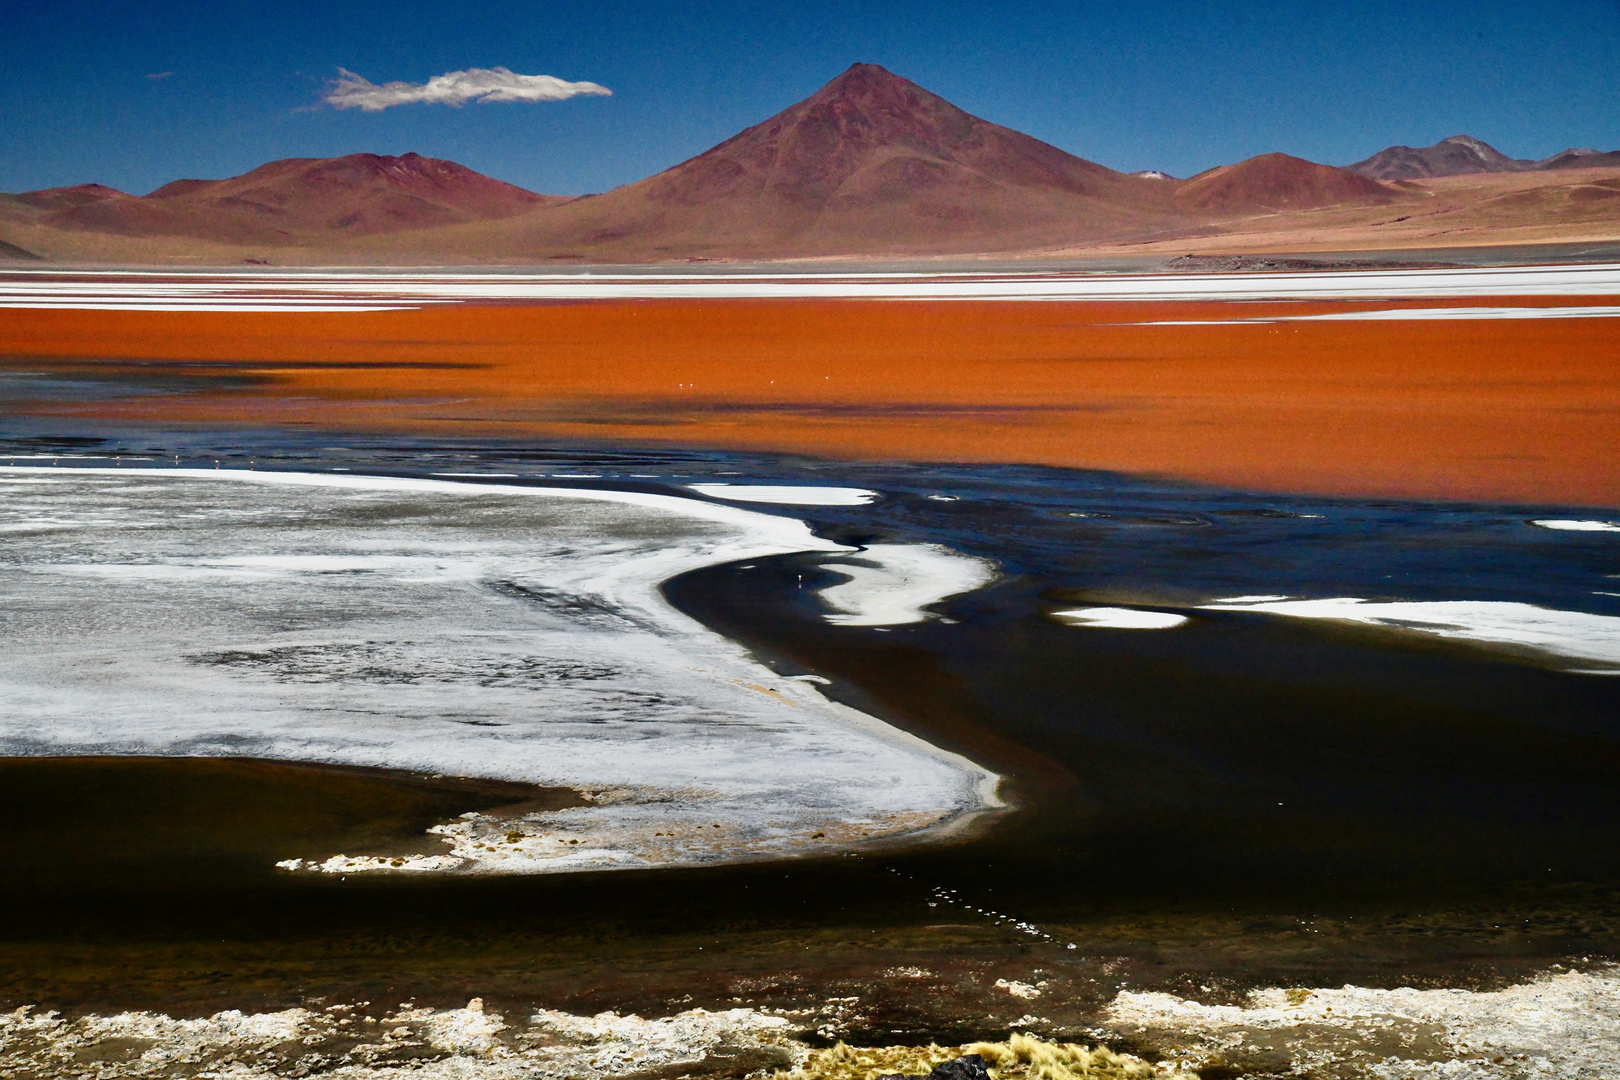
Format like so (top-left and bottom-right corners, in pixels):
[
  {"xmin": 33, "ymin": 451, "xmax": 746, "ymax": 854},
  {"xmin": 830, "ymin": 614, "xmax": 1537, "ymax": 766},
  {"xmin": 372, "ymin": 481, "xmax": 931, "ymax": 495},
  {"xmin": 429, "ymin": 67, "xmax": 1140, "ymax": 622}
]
[
  {"xmin": 817, "ymin": 544, "xmax": 998, "ymax": 626},
  {"xmin": 0, "ymin": 467, "xmax": 999, "ymax": 874},
  {"xmin": 3, "ymin": 967, "xmax": 1614, "ymax": 1079},
  {"xmin": 4, "ymin": 264, "xmax": 1620, "ymax": 310},
  {"xmin": 1051, "ymin": 607, "xmax": 1189, "ymax": 630},
  {"xmin": 1532, "ymin": 519, "xmax": 1620, "ymax": 533},
  {"xmin": 685, "ymin": 483, "xmax": 879, "ymax": 506},
  {"xmin": 0, "ymin": 1000, "xmax": 800, "ymax": 1080},
  {"xmin": 1110, "ymin": 967, "xmax": 1620, "ymax": 1079},
  {"xmin": 1203, "ymin": 596, "xmax": 1620, "ymax": 670}
]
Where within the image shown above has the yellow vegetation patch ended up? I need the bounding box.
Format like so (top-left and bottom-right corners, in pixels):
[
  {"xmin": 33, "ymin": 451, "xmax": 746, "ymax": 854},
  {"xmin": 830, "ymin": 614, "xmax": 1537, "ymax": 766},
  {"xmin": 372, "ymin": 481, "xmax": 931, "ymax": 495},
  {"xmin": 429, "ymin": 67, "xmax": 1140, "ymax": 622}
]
[{"xmin": 780, "ymin": 1032, "xmax": 1196, "ymax": 1080}]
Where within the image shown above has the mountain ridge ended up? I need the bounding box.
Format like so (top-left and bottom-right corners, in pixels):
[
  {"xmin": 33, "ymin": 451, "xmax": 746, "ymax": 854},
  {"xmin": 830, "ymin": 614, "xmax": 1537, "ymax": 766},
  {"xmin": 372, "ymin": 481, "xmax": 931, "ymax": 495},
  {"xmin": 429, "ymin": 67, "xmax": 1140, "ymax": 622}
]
[
  {"xmin": 4, "ymin": 153, "xmax": 563, "ymax": 245},
  {"xmin": 1348, "ymin": 134, "xmax": 1620, "ymax": 180},
  {"xmin": 4, "ymin": 65, "xmax": 1619, "ymax": 262}
]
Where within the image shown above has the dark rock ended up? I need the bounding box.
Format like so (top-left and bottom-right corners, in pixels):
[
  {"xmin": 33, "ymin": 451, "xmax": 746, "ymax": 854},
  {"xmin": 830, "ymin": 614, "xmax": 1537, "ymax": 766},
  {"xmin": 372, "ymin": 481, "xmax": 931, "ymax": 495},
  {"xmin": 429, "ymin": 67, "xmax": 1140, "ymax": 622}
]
[{"xmin": 929, "ymin": 1055, "xmax": 992, "ymax": 1080}]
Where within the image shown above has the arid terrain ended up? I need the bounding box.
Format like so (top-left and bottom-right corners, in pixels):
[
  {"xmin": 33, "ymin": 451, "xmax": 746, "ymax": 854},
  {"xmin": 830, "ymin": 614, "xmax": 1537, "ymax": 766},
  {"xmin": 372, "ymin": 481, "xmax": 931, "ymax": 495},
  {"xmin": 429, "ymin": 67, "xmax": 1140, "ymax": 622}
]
[{"xmin": 4, "ymin": 65, "xmax": 1617, "ymax": 264}]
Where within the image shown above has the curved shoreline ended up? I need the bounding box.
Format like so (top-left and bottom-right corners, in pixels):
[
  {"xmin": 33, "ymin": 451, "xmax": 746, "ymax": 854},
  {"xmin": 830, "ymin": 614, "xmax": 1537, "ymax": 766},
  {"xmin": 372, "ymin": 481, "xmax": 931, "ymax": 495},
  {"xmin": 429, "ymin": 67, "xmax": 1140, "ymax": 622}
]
[{"xmin": 0, "ymin": 465, "xmax": 1004, "ymax": 874}]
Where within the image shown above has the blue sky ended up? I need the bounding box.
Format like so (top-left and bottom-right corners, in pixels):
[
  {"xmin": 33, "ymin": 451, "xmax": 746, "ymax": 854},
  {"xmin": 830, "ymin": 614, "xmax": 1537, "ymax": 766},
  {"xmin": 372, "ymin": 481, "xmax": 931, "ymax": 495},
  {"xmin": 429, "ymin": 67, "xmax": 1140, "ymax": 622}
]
[{"xmin": 3, "ymin": 1, "xmax": 1617, "ymax": 196}]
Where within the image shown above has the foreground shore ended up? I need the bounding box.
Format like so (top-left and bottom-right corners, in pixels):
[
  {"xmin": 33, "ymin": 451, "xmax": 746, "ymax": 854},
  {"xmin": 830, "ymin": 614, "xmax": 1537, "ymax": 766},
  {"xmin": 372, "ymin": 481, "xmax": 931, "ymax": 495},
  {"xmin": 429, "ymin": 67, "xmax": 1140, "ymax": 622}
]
[{"xmin": 6, "ymin": 966, "xmax": 1617, "ymax": 1079}]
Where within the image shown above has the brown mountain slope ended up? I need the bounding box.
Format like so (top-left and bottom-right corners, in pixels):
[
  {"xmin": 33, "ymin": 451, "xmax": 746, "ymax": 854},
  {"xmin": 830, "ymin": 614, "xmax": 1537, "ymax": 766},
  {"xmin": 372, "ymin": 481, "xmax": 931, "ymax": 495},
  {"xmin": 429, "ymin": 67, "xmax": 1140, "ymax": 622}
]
[
  {"xmin": 35, "ymin": 154, "xmax": 564, "ymax": 244},
  {"xmin": 0, "ymin": 183, "xmax": 130, "ymax": 224},
  {"xmin": 1348, "ymin": 135, "xmax": 1529, "ymax": 181},
  {"xmin": 417, "ymin": 63, "xmax": 1187, "ymax": 259},
  {"xmin": 1539, "ymin": 149, "xmax": 1620, "ymax": 171},
  {"xmin": 0, "ymin": 238, "xmax": 43, "ymax": 260},
  {"xmin": 1175, "ymin": 153, "xmax": 1397, "ymax": 213}
]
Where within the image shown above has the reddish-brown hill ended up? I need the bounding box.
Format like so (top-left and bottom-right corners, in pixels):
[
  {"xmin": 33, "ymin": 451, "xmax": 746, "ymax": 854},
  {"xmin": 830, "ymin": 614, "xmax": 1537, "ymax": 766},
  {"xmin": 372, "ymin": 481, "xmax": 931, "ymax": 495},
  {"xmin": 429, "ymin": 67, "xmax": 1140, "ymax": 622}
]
[
  {"xmin": 1174, "ymin": 153, "xmax": 1395, "ymax": 213},
  {"xmin": 33, "ymin": 154, "xmax": 564, "ymax": 244},
  {"xmin": 12, "ymin": 183, "xmax": 130, "ymax": 213},
  {"xmin": 445, "ymin": 63, "xmax": 1184, "ymax": 258},
  {"xmin": 0, "ymin": 183, "xmax": 130, "ymax": 225}
]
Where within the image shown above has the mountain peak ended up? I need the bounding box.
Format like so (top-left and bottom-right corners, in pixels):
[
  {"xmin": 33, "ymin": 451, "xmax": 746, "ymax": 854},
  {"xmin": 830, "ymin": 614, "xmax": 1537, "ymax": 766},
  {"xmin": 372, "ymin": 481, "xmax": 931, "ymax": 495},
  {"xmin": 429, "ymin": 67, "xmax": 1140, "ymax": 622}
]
[
  {"xmin": 1349, "ymin": 135, "xmax": 1527, "ymax": 180},
  {"xmin": 813, "ymin": 62, "xmax": 914, "ymax": 97},
  {"xmin": 505, "ymin": 62, "xmax": 1174, "ymax": 258},
  {"xmin": 1439, "ymin": 134, "xmax": 1497, "ymax": 159},
  {"xmin": 642, "ymin": 62, "xmax": 1136, "ymax": 224}
]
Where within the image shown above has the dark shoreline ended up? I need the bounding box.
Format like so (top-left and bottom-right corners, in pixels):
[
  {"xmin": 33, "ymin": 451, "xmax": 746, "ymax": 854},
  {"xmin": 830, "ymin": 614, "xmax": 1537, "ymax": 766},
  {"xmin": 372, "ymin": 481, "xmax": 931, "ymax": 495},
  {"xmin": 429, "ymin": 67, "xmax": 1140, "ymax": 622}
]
[{"xmin": 0, "ymin": 756, "xmax": 582, "ymax": 899}]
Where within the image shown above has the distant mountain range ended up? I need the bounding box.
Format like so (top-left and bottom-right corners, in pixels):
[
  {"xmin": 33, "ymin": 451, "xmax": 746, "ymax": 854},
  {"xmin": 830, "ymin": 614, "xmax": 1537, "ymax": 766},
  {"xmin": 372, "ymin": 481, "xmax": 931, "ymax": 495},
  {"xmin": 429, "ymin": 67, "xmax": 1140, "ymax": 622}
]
[
  {"xmin": 1347, "ymin": 134, "xmax": 1620, "ymax": 181},
  {"xmin": 0, "ymin": 153, "xmax": 558, "ymax": 244},
  {"xmin": 3, "ymin": 64, "xmax": 1618, "ymax": 263}
]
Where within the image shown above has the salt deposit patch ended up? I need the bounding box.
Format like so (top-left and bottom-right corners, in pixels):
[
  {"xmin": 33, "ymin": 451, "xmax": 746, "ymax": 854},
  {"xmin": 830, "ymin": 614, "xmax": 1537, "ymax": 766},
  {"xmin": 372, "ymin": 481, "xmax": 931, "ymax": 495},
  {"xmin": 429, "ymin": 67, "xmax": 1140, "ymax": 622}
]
[
  {"xmin": 1203, "ymin": 596, "xmax": 1620, "ymax": 669},
  {"xmin": 1052, "ymin": 607, "xmax": 1188, "ymax": 630},
  {"xmin": 687, "ymin": 483, "xmax": 879, "ymax": 506},
  {"xmin": 0, "ymin": 1000, "xmax": 802, "ymax": 1080},
  {"xmin": 5, "ymin": 968, "xmax": 1612, "ymax": 1079},
  {"xmin": 1532, "ymin": 518, "xmax": 1620, "ymax": 533},
  {"xmin": 1108, "ymin": 966, "xmax": 1620, "ymax": 1080},
  {"xmin": 0, "ymin": 467, "xmax": 997, "ymax": 873},
  {"xmin": 817, "ymin": 543, "xmax": 998, "ymax": 626},
  {"xmin": 7, "ymin": 263, "xmax": 1620, "ymax": 308}
]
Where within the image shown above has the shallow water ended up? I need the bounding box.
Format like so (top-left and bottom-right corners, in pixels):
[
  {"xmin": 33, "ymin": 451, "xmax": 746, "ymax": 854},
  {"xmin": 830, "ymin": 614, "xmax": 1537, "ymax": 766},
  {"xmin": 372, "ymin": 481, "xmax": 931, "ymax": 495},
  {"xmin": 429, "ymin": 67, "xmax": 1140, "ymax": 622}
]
[{"xmin": 0, "ymin": 424, "xmax": 1617, "ymax": 1039}]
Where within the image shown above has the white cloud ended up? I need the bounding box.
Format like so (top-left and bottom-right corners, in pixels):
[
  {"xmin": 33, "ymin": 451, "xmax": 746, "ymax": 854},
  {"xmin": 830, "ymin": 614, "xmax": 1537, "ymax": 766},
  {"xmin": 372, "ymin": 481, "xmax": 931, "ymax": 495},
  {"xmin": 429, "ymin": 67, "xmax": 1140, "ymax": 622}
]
[{"xmin": 325, "ymin": 66, "xmax": 611, "ymax": 112}]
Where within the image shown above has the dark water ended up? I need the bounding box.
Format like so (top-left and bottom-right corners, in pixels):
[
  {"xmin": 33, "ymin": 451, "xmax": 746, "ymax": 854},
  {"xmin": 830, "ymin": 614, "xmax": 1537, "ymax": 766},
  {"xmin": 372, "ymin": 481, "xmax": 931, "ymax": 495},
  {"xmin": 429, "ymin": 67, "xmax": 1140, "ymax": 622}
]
[{"xmin": 1, "ymin": 421, "xmax": 1617, "ymax": 1025}]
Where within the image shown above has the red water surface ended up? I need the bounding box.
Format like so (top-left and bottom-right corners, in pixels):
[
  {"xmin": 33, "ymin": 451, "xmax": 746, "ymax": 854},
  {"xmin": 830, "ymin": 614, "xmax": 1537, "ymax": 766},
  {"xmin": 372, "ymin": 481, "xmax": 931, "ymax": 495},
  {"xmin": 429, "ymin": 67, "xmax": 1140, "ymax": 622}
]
[{"xmin": 2, "ymin": 297, "xmax": 1617, "ymax": 506}]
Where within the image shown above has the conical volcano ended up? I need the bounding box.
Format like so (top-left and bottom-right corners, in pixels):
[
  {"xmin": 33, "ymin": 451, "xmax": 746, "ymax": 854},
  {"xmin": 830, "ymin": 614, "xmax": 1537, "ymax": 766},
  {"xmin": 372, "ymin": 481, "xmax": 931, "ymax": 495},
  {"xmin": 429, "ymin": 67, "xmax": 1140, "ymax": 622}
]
[
  {"xmin": 468, "ymin": 64, "xmax": 1182, "ymax": 258},
  {"xmin": 648, "ymin": 62, "xmax": 1137, "ymax": 213}
]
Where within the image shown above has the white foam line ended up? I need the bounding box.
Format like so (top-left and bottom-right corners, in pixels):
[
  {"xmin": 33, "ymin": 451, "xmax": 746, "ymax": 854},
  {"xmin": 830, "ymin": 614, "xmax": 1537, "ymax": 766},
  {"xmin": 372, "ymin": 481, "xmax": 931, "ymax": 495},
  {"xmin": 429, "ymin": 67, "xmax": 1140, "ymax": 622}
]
[
  {"xmin": 6, "ymin": 263, "xmax": 1620, "ymax": 308},
  {"xmin": 1203, "ymin": 595, "xmax": 1620, "ymax": 668},
  {"xmin": 1139, "ymin": 304, "xmax": 1620, "ymax": 324},
  {"xmin": 0, "ymin": 466, "xmax": 1001, "ymax": 873}
]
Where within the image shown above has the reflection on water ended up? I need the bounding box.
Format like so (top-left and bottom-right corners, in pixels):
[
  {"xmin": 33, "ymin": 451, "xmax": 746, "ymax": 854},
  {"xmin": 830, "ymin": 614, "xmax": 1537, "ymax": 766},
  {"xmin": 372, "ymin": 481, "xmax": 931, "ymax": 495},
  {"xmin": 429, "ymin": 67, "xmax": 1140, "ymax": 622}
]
[{"xmin": 0, "ymin": 424, "xmax": 1616, "ymax": 1035}]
